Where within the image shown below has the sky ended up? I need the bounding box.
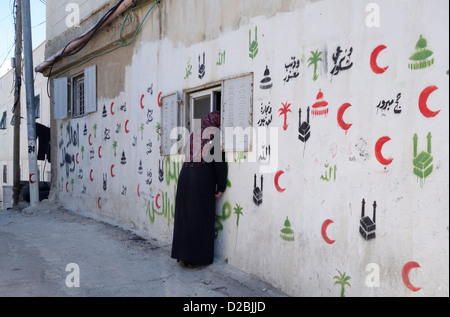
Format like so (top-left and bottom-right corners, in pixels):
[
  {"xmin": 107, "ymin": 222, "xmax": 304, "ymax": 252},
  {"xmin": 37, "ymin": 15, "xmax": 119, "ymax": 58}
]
[{"xmin": 0, "ymin": 0, "xmax": 46, "ymax": 77}]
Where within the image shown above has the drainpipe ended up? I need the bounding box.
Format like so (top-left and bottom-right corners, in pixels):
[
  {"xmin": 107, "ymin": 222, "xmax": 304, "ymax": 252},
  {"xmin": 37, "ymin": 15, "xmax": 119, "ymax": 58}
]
[{"xmin": 35, "ymin": 0, "xmax": 136, "ymax": 74}]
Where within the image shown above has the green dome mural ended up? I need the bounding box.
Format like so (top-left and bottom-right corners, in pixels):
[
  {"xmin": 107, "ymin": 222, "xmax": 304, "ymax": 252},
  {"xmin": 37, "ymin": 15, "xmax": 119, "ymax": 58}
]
[
  {"xmin": 409, "ymin": 35, "xmax": 434, "ymax": 69},
  {"xmin": 280, "ymin": 217, "xmax": 295, "ymax": 241}
]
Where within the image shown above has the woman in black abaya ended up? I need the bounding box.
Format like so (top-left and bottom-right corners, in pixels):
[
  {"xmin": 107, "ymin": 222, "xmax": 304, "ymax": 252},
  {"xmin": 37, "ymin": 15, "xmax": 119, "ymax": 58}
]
[{"xmin": 171, "ymin": 111, "xmax": 227, "ymax": 267}]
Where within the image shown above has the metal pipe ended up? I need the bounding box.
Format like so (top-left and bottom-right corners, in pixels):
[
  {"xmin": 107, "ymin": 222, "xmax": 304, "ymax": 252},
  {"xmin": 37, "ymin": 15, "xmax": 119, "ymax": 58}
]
[
  {"xmin": 35, "ymin": 0, "xmax": 136, "ymax": 74},
  {"xmin": 21, "ymin": 0, "xmax": 39, "ymax": 206}
]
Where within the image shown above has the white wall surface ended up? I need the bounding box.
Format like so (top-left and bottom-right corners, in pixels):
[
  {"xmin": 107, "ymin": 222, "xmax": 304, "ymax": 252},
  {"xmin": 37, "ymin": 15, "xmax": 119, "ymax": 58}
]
[
  {"xmin": 53, "ymin": 0, "xmax": 449, "ymax": 296},
  {"xmin": 0, "ymin": 42, "xmax": 51, "ymax": 206},
  {"xmin": 46, "ymin": 0, "xmax": 112, "ymax": 41}
]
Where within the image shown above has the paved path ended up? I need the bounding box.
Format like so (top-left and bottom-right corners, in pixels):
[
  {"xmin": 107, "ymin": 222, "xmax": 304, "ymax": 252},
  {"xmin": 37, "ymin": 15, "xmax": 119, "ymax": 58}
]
[{"xmin": 0, "ymin": 200, "xmax": 287, "ymax": 298}]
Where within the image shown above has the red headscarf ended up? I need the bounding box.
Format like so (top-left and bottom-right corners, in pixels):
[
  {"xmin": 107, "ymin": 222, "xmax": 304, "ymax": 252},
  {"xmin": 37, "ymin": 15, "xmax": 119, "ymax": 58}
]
[{"xmin": 186, "ymin": 111, "xmax": 221, "ymax": 166}]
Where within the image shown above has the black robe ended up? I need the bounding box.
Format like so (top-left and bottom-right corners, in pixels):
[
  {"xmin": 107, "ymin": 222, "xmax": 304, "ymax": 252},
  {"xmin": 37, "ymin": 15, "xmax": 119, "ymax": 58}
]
[{"xmin": 171, "ymin": 159, "xmax": 227, "ymax": 265}]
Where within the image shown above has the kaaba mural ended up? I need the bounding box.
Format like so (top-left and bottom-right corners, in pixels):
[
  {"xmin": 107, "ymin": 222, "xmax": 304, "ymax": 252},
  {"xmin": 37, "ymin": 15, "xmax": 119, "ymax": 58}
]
[
  {"xmin": 359, "ymin": 199, "xmax": 376, "ymax": 240},
  {"xmin": 253, "ymin": 174, "xmax": 263, "ymax": 206}
]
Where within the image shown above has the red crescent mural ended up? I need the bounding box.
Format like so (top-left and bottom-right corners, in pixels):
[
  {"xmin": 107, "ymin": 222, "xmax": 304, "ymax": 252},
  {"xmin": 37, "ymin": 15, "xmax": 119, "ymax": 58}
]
[
  {"xmin": 337, "ymin": 103, "xmax": 353, "ymax": 131},
  {"xmin": 375, "ymin": 136, "xmax": 394, "ymax": 166},
  {"xmin": 158, "ymin": 92, "xmax": 162, "ymax": 108},
  {"xmin": 29, "ymin": 173, "xmax": 36, "ymax": 184},
  {"xmin": 111, "ymin": 102, "xmax": 115, "ymax": 115},
  {"xmin": 402, "ymin": 261, "xmax": 421, "ymax": 292},
  {"xmin": 155, "ymin": 193, "xmax": 161, "ymax": 209},
  {"xmin": 274, "ymin": 170, "xmax": 286, "ymax": 193},
  {"xmin": 66, "ymin": 181, "xmax": 69, "ymax": 192},
  {"xmin": 90, "ymin": 169, "xmax": 94, "ymax": 182},
  {"xmin": 98, "ymin": 197, "xmax": 102, "ymax": 210},
  {"xmin": 98, "ymin": 146, "xmax": 102, "ymax": 158},
  {"xmin": 88, "ymin": 134, "xmax": 93, "ymax": 146},
  {"xmin": 419, "ymin": 85, "xmax": 440, "ymax": 118},
  {"xmin": 76, "ymin": 153, "xmax": 79, "ymax": 164},
  {"xmin": 111, "ymin": 165, "xmax": 115, "ymax": 178},
  {"xmin": 140, "ymin": 94, "xmax": 145, "ymax": 109},
  {"xmin": 370, "ymin": 45, "xmax": 389, "ymax": 74},
  {"xmin": 125, "ymin": 120, "xmax": 130, "ymax": 134},
  {"xmin": 137, "ymin": 184, "xmax": 141, "ymax": 197},
  {"xmin": 321, "ymin": 219, "xmax": 336, "ymax": 244}
]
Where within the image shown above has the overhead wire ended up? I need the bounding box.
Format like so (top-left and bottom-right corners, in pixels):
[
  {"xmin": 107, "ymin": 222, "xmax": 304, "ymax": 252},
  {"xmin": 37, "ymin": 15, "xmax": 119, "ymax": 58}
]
[
  {"xmin": 0, "ymin": 43, "xmax": 15, "ymax": 71},
  {"xmin": 32, "ymin": 20, "xmax": 45, "ymax": 28},
  {"xmin": 0, "ymin": 0, "xmax": 16, "ymax": 73},
  {"xmin": 53, "ymin": 0, "xmax": 160, "ymax": 79},
  {"xmin": 45, "ymin": 0, "xmax": 126, "ymax": 97},
  {"xmin": 0, "ymin": 12, "xmax": 13, "ymax": 24}
]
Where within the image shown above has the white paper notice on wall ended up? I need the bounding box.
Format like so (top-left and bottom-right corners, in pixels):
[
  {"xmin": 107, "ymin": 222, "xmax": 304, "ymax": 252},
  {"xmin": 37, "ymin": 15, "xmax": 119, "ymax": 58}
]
[
  {"xmin": 161, "ymin": 92, "xmax": 179, "ymax": 156},
  {"xmin": 222, "ymin": 73, "xmax": 253, "ymax": 152}
]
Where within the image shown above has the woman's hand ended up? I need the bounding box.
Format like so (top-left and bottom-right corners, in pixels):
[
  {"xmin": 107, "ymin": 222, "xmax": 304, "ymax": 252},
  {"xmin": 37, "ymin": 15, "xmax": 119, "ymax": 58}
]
[{"xmin": 215, "ymin": 192, "xmax": 223, "ymax": 199}]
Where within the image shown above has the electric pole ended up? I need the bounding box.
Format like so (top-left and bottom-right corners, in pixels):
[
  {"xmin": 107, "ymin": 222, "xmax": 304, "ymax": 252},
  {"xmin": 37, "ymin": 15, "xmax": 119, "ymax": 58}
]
[
  {"xmin": 12, "ymin": 0, "xmax": 22, "ymax": 208},
  {"xmin": 21, "ymin": 0, "xmax": 39, "ymax": 206}
]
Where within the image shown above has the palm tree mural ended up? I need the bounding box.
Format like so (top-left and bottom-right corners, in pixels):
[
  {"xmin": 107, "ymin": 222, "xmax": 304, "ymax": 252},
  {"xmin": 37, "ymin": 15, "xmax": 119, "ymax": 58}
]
[
  {"xmin": 233, "ymin": 203, "xmax": 244, "ymax": 252},
  {"xmin": 140, "ymin": 123, "xmax": 145, "ymax": 140},
  {"xmin": 234, "ymin": 203, "xmax": 243, "ymax": 227},
  {"xmin": 307, "ymin": 50, "xmax": 323, "ymax": 81},
  {"xmin": 333, "ymin": 270, "xmax": 351, "ymax": 297},
  {"xmin": 112, "ymin": 141, "xmax": 118, "ymax": 157},
  {"xmin": 155, "ymin": 122, "xmax": 161, "ymax": 141},
  {"xmin": 59, "ymin": 123, "xmax": 63, "ymax": 136},
  {"xmin": 278, "ymin": 102, "xmax": 292, "ymax": 131},
  {"xmin": 81, "ymin": 146, "xmax": 85, "ymax": 160},
  {"xmin": 93, "ymin": 123, "xmax": 98, "ymax": 138},
  {"xmin": 70, "ymin": 178, "xmax": 74, "ymax": 191}
]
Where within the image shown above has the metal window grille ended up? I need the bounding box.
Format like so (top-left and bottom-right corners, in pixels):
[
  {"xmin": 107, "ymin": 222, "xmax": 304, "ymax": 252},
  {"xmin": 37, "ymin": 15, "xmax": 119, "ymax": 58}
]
[{"xmin": 72, "ymin": 75, "xmax": 85, "ymax": 118}]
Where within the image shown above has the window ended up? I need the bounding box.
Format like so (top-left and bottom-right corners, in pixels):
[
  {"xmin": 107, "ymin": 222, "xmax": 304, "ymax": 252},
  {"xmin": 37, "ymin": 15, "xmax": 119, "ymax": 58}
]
[
  {"xmin": 160, "ymin": 73, "xmax": 253, "ymax": 156},
  {"xmin": 0, "ymin": 111, "xmax": 6, "ymax": 130},
  {"xmin": 53, "ymin": 65, "xmax": 97, "ymax": 119},
  {"xmin": 72, "ymin": 73, "xmax": 85, "ymax": 118},
  {"xmin": 34, "ymin": 95, "xmax": 41, "ymax": 119},
  {"xmin": 2, "ymin": 165, "xmax": 6, "ymax": 184},
  {"xmin": 190, "ymin": 87, "xmax": 221, "ymax": 133}
]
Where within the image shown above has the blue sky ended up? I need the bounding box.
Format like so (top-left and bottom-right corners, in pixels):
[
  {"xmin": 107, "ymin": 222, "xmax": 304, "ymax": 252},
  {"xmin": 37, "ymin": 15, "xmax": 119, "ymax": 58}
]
[{"xmin": 0, "ymin": 0, "xmax": 46, "ymax": 76}]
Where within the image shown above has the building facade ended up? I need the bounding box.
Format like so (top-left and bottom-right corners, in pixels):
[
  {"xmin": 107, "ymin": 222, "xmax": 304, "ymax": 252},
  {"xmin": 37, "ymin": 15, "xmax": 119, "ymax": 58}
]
[
  {"xmin": 39, "ymin": 0, "xmax": 449, "ymax": 296},
  {"xmin": 0, "ymin": 42, "xmax": 51, "ymax": 209}
]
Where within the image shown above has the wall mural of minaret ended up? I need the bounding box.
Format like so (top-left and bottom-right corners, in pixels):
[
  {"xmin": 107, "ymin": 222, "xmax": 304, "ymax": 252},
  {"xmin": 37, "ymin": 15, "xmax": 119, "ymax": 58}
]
[
  {"xmin": 413, "ymin": 132, "xmax": 433, "ymax": 187},
  {"xmin": 280, "ymin": 217, "xmax": 295, "ymax": 241},
  {"xmin": 359, "ymin": 199, "xmax": 376, "ymax": 240},
  {"xmin": 253, "ymin": 174, "xmax": 263, "ymax": 206},
  {"xmin": 298, "ymin": 107, "xmax": 311, "ymax": 157},
  {"xmin": 260, "ymin": 66, "xmax": 273, "ymax": 90},
  {"xmin": 198, "ymin": 52, "xmax": 206, "ymax": 79},
  {"xmin": 120, "ymin": 151, "xmax": 127, "ymax": 165},
  {"xmin": 158, "ymin": 159, "xmax": 164, "ymax": 182}
]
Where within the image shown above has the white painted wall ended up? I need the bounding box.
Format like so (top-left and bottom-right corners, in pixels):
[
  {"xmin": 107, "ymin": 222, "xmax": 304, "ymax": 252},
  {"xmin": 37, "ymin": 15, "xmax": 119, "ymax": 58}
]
[
  {"xmin": 0, "ymin": 42, "xmax": 51, "ymax": 207},
  {"xmin": 46, "ymin": 0, "xmax": 112, "ymax": 41},
  {"xmin": 53, "ymin": 0, "xmax": 449, "ymax": 296}
]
